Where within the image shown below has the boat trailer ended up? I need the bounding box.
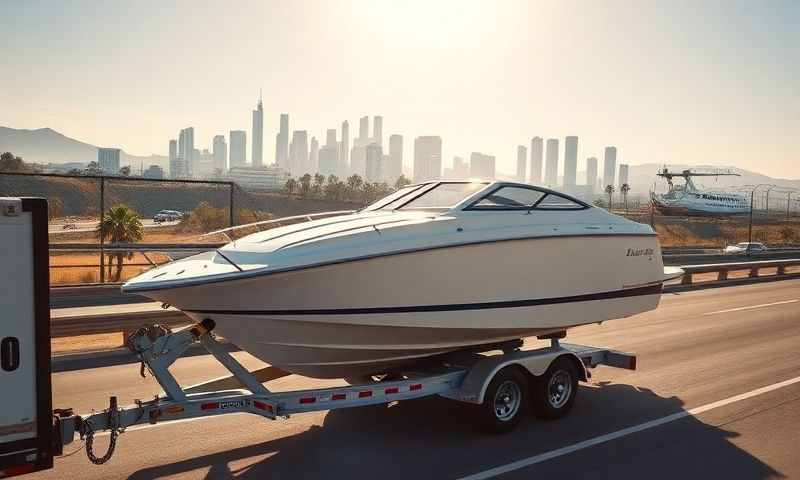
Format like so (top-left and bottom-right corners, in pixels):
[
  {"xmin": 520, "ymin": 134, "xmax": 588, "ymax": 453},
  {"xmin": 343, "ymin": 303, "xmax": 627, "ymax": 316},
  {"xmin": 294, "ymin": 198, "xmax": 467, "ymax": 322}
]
[{"xmin": 50, "ymin": 319, "xmax": 637, "ymax": 465}]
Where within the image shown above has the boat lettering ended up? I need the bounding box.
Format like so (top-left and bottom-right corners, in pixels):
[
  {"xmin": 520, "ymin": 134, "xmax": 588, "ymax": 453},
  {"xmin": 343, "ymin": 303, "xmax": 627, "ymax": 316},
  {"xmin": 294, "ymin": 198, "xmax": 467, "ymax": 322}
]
[{"xmin": 626, "ymin": 248, "xmax": 654, "ymax": 257}]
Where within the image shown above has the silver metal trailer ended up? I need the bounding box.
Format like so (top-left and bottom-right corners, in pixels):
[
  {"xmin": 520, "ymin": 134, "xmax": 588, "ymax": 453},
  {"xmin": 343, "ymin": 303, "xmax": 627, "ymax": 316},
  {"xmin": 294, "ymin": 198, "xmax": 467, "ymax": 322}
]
[{"xmin": 51, "ymin": 319, "xmax": 637, "ymax": 465}]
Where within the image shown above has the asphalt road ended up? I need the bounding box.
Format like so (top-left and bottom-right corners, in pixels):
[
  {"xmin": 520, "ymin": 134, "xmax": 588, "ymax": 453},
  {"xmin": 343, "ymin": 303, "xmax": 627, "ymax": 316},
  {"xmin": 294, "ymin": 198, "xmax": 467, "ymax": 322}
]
[
  {"xmin": 49, "ymin": 219, "xmax": 178, "ymax": 234},
  {"xmin": 33, "ymin": 279, "xmax": 800, "ymax": 480}
]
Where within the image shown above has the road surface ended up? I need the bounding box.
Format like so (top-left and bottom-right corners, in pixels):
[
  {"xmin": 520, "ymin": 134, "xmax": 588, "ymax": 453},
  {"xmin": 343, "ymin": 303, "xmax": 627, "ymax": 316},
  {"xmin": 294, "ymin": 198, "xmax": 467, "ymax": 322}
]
[
  {"xmin": 33, "ymin": 279, "xmax": 800, "ymax": 479},
  {"xmin": 49, "ymin": 219, "xmax": 179, "ymax": 234}
]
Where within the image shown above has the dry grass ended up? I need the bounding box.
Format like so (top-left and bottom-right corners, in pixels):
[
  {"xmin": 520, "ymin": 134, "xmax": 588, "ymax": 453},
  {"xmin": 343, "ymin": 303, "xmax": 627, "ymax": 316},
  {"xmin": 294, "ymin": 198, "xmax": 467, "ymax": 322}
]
[{"xmin": 49, "ymin": 252, "xmax": 170, "ymax": 285}]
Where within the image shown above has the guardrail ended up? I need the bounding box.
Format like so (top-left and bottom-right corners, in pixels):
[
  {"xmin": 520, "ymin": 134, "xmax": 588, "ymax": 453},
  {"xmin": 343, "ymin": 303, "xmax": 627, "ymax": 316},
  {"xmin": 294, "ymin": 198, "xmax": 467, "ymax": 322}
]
[{"xmin": 678, "ymin": 258, "xmax": 800, "ymax": 285}]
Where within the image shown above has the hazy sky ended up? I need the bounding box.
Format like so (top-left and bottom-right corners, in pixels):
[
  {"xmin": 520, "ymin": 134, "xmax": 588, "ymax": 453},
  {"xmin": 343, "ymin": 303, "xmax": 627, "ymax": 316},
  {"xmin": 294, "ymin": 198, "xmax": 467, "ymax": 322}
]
[{"xmin": 1, "ymin": 0, "xmax": 798, "ymax": 178}]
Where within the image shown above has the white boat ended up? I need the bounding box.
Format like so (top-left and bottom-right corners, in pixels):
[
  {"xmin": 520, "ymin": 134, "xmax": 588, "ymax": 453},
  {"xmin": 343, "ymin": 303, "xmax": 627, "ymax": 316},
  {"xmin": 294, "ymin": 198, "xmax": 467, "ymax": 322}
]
[
  {"xmin": 123, "ymin": 181, "xmax": 677, "ymax": 379},
  {"xmin": 650, "ymin": 168, "xmax": 749, "ymax": 216}
]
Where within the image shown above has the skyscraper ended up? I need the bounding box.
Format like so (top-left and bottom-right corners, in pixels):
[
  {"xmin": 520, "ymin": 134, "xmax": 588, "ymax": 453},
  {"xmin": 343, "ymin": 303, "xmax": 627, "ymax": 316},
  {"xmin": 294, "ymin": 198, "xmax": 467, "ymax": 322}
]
[
  {"xmin": 251, "ymin": 95, "xmax": 263, "ymax": 166},
  {"xmin": 309, "ymin": 137, "xmax": 319, "ymax": 174},
  {"xmin": 275, "ymin": 114, "xmax": 289, "ymax": 168},
  {"xmin": 373, "ymin": 116, "xmax": 383, "ymax": 146},
  {"xmin": 618, "ymin": 163, "xmax": 629, "ymax": 187},
  {"xmin": 212, "ymin": 135, "xmax": 227, "ymax": 173},
  {"xmin": 470, "ymin": 152, "xmax": 495, "ymax": 180},
  {"xmin": 563, "ymin": 136, "xmax": 578, "ymax": 188},
  {"xmin": 452, "ymin": 156, "xmax": 469, "ymax": 178},
  {"xmin": 340, "ymin": 120, "xmax": 349, "ymax": 174},
  {"xmin": 365, "ymin": 143, "xmax": 383, "ymax": 182},
  {"xmin": 544, "ymin": 138, "xmax": 559, "ymax": 187},
  {"xmin": 586, "ymin": 157, "xmax": 598, "ymax": 194},
  {"xmin": 516, "ymin": 145, "xmax": 527, "ymax": 182},
  {"xmin": 603, "ymin": 146, "xmax": 617, "ymax": 189},
  {"xmin": 230, "ymin": 130, "xmax": 247, "ymax": 168},
  {"xmin": 413, "ymin": 136, "xmax": 442, "ymax": 182},
  {"xmin": 387, "ymin": 134, "xmax": 403, "ymax": 181},
  {"xmin": 178, "ymin": 127, "xmax": 195, "ymax": 177},
  {"xmin": 326, "ymin": 129, "xmax": 337, "ymax": 147},
  {"xmin": 98, "ymin": 148, "xmax": 120, "ymax": 174},
  {"xmin": 290, "ymin": 130, "xmax": 309, "ymax": 175},
  {"xmin": 359, "ymin": 116, "xmax": 369, "ymax": 140},
  {"xmin": 168, "ymin": 139, "xmax": 180, "ymax": 178},
  {"xmin": 318, "ymin": 145, "xmax": 338, "ymax": 176},
  {"xmin": 530, "ymin": 137, "xmax": 543, "ymax": 184}
]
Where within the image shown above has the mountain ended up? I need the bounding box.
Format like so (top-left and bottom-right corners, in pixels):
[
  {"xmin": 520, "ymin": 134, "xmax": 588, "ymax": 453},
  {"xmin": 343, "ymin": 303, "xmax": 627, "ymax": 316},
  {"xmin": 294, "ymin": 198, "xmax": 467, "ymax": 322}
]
[{"xmin": 0, "ymin": 126, "xmax": 168, "ymax": 171}]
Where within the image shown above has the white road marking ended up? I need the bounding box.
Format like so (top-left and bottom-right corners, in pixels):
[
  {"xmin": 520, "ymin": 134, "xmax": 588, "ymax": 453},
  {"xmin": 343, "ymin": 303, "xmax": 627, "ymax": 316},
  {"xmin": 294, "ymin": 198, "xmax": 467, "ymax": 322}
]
[
  {"xmin": 702, "ymin": 299, "xmax": 798, "ymax": 316},
  {"xmin": 458, "ymin": 375, "xmax": 800, "ymax": 480}
]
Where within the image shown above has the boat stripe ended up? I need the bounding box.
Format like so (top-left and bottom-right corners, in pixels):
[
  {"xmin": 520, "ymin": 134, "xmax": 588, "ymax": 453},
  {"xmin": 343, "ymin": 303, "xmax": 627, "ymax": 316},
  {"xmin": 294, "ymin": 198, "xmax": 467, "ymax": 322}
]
[{"xmin": 185, "ymin": 284, "xmax": 663, "ymax": 316}]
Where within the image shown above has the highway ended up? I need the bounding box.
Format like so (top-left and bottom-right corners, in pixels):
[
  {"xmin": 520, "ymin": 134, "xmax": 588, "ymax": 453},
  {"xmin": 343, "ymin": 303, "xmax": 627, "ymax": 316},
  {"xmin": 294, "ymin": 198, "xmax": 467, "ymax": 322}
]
[
  {"xmin": 49, "ymin": 219, "xmax": 179, "ymax": 234},
  {"xmin": 33, "ymin": 279, "xmax": 800, "ymax": 479}
]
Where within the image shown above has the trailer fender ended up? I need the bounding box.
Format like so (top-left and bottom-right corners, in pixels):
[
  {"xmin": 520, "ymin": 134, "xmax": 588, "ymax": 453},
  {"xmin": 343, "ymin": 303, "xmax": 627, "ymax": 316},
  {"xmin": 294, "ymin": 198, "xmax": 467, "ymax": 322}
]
[{"xmin": 440, "ymin": 349, "xmax": 588, "ymax": 405}]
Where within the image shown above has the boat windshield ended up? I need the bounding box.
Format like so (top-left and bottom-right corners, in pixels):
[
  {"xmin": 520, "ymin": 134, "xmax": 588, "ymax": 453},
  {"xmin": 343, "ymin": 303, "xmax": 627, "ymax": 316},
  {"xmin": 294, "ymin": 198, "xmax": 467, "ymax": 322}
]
[{"xmin": 365, "ymin": 182, "xmax": 488, "ymax": 212}]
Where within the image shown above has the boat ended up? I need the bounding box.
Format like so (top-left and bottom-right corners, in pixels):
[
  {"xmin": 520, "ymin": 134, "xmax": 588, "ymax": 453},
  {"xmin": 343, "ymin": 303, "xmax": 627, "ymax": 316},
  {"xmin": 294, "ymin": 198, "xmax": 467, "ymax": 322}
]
[
  {"xmin": 650, "ymin": 168, "xmax": 749, "ymax": 216},
  {"xmin": 123, "ymin": 181, "xmax": 679, "ymax": 379}
]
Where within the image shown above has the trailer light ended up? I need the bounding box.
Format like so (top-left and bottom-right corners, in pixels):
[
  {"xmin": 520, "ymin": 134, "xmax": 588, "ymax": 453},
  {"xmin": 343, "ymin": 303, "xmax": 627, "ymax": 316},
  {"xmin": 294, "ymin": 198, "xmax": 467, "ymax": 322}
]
[
  {"xmin": 331, "ymin": 393, "xmax": 347, "ymax": 401},
  {"xmin": 201, "ymin": 402, "xmax": 219, "ymax": 410},
  {"xmin": 254, "ymin": 401, "xmax": 273, "ymax": 412},
  {"xmin": 358, "ymin": 390, "xmax": 373, "ymax": 398},
  {"xmin": 409, "ymin": 384, "xmax": 422, "ymax": 391},
  {"xmin": 384, "ymin": 387, "xmax": 399, "ymax": 394},
  {"xmin": 166, "ymin": 406, "xmax": 184, "ymax": 414},
  {"xmin": 299, "ymin": 397, "xmax": 316, "ymax": 404}
]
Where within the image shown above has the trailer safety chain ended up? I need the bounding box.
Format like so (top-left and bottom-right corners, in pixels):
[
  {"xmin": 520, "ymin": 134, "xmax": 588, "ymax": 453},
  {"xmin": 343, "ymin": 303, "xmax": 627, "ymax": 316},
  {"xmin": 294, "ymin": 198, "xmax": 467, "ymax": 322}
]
[
  {"xmin": 126, "ymin": 324, "xmax": 173, "ymax": 378},
  {"xmin": 82, "ymin": 398, "xmax": 146, "ymax": 464}
]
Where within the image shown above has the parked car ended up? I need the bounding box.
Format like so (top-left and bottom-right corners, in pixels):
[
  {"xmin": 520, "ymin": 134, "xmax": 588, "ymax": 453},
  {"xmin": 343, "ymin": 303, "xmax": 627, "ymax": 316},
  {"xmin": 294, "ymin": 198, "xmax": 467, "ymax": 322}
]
[
  {"xmin": 724, "ymin": 242, "xmax": 767, "ymax": 255},
  {"xmin": 153, "ymin": 210, "xmax": 184, "ymax": 223}
]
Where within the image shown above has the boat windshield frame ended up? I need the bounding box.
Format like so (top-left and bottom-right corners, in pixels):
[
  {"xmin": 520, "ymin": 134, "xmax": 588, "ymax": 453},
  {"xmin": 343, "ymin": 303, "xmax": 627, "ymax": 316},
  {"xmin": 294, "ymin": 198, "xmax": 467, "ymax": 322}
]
[
  {"xmin": 463, "ymin": 183, "xmax": 591, "ymax": 211},
  {"xmin": 388, "ymin": 181, "xmax": 491, "ymax": 212}
]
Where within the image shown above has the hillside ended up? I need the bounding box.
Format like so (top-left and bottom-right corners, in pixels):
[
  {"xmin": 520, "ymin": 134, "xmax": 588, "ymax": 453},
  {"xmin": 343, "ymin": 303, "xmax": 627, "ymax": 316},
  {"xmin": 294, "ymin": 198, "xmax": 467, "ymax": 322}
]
[{"xmin": 0, "ymin": 126, "xmax": 168, "ymax": 170}]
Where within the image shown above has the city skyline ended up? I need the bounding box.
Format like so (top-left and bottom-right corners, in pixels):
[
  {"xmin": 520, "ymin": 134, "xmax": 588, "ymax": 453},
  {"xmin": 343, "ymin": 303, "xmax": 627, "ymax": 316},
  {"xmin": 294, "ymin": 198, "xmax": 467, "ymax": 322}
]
[{"xmin": 1, "ymin": 1, "xmax": 797, "ymax": 179}]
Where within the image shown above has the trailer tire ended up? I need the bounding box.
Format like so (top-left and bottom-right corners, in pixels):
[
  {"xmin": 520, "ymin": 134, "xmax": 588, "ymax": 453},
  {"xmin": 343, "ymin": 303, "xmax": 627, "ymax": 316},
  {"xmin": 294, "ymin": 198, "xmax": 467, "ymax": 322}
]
[
  {"xmin": 479, "ymin": 366, "xmax": 529, "ymax": 434},
  {"xmin": 531, "ymin": 356, "xmax": 579, "ymax": 420}
]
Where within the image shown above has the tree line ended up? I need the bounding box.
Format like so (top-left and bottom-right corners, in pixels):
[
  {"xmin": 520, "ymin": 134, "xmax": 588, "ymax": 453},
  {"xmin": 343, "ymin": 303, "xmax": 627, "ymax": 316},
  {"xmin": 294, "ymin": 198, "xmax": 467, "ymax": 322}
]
[{"xmin": 284, "ymin": 173, "xmax": 411, "ymax": 204}]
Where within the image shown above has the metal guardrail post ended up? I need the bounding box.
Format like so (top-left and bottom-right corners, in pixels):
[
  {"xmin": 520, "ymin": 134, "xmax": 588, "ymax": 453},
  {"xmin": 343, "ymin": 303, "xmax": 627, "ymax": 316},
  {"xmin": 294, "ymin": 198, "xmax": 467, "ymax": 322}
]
[
  {"xmin": 749, "ymin": 266, "xmax": 759, "ymax": 278},
  {"xmin": 681, "ymin": 272, "xmax": 693, "ymax": 285},
  {"xmin": 717, "ymin": 270, "xmax": 728, "ymax": 281}
]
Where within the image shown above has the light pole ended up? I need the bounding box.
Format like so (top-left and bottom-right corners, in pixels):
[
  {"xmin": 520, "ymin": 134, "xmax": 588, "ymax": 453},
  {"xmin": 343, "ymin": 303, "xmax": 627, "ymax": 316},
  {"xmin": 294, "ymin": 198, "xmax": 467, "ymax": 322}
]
[{"xmin": 748, "ymin": 184, "xmax": 775, "ymax": 255}]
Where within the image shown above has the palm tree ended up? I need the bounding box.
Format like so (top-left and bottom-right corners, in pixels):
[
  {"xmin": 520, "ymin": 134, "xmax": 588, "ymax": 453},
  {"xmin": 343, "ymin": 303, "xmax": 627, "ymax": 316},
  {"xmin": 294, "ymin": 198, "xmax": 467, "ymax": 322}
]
[
  {"xmin": 605, "ymin": 185, "xmax": 615, "ymax": 210},
  {"xmin": 99, "ymin": 204, "xmax": 144, "ymax": 281},
  {"xmin": 283, "ymin": 178, "xmax": 297, "ymax": 195},
  {"xmin": 620, "ymin": 183, "xmax": 630, "ymax": 213},
  {"xmin": 346, "ymin": 175, "xmax": 364, "ymax": 201},
  {"xmin": 299, "ymin": 174, "xmax": 313, "ymax": 197},
  {"xmin": 313, "ymin": 173, "xmax": 326, "ymax": 198}
]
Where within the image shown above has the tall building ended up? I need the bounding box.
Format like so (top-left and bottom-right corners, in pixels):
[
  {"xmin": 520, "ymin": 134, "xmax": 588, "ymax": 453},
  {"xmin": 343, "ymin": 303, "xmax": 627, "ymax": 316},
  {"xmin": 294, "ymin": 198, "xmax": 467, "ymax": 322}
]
[
  {"xmin": 452, "ymin": 156, "xmax": 469, "ymax": 178},
  {"xmin": 251, "ymin": 95, "xmax": 264, "ymax": 166},
  {"xmin": 340, "ymin": 120, "xmax": 349, "ymax": 174},
  {"xmin": 387, "ymin": 134, "xmax": 403, "ymax": 180},
  {"xmin": 196, "ymin": 148, "xmax": 215, "ymax": 178},
  {"xmin": 586, "ymin": 157, "xmax": 598, "ymax": 194},
  {"xmin": 326, "ymin": 129, "xmax": 337, "ymax": 147},
  {"xmin": 563, "ymin": 136, "xmax": 578, "ymax": 189},
  {"xmin": 373, "ymin": 116, "xmax": 383, "ymax": 146},
  {"xmin": 178, "ymin": 127, "xmax": 195, "ymax": 177},
  {"xmin": 212, "ymin": 135, "xmax": 227, "ymax": 173},
  {"xmin": 168, "ymin": 139, "xmax": 180, "ymax": 178},
  {"xmin": 309, "ymin": 137, "xmax": 319, "ymax": 174},
  {"xmin": 530, "ymin": 137, "xmax": 543, "ymax": 184},
  {"xmin": 603, "ymin": 146, "xmax": 617, "ymax": 188},
  {"xmin": 230, "ymin": 130, "xmax": 247, "ymax": 168},
  {"xmin": 290, "ymin": 130, "xmax": 309, "ymax": 175},
  {"xmin": 98, "ymin": 148, "xmax": 120, "ymax": 174},
  {"xmin": 413, "ymin": 136, "xmax": 442, "ymax": 182},
  {"xmin": 618, "ymin": 163, "xmax": 630, "ymax": 187},
  {"xmin": 516, "ymin": 145, "xmax": 527, "ymax": 182},
  {"xmin": 359, "ymin": 116, "xmax": 369, "ymax": 140},
  {"xmin": 544, "ymin": 138, "xmax": 559, "ymax": 187},
  {"xmin": 275, "ymin": 114, "xmax": 289, "ymax": 168},
  {"xmin": 350, "ymin": 143, "xmax": 366, "ymax": 177},
  {"xmin": 470, "ymin": 152, "xmax": 495, "ymax": 180},
  {"xmin": 318, "ymin": 145, "xmax": 338, "ymax": 176},
  {"xmin": 365, "ymin": 143, "xmax": 384, "ymax": 182}
]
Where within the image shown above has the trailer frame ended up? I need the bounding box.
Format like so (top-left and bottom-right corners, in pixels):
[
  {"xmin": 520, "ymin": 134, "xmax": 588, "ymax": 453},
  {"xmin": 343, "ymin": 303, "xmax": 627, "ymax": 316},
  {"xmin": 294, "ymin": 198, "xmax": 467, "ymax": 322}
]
[{"xmin": 54, "ymin": 319, "xmax": 637, "ymax": 464}]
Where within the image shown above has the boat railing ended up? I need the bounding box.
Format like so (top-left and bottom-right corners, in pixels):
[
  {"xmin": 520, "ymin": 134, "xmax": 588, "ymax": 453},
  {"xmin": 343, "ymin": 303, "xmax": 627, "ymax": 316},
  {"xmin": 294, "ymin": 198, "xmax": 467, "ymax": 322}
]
[{"xmin": 200, "ymin": 210, "xmax": 357, "ymax": 241}]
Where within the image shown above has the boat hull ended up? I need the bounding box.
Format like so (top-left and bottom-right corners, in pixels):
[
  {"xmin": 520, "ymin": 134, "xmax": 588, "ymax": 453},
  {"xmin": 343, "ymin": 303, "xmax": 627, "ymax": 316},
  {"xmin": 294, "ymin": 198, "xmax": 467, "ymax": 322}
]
[{"xmin": 141, "ymin": 235, "xmax": 665, "ymax": 378}]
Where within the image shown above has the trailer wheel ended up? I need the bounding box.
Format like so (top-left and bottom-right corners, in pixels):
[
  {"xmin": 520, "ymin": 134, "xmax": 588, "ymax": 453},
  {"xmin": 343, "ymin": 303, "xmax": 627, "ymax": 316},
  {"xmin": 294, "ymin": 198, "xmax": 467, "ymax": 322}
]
[
  {"xmin": 479, "ymin": 366, "xmax": 529, "ymax": 433},
  {"xmin": 531, "ymin": 356, "xmax": 578, "ymax": 420}
]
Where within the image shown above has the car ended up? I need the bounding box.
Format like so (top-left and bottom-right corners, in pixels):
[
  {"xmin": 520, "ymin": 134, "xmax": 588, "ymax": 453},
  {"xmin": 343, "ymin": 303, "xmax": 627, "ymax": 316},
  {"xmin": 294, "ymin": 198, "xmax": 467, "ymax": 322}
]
[
  {"xmin": 724, "ymin": 242, "xmax": 767, "ymax": 255},
  {"xmin": 153, "ymin": 210, "xmax": 184, "ymax": 223}
]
